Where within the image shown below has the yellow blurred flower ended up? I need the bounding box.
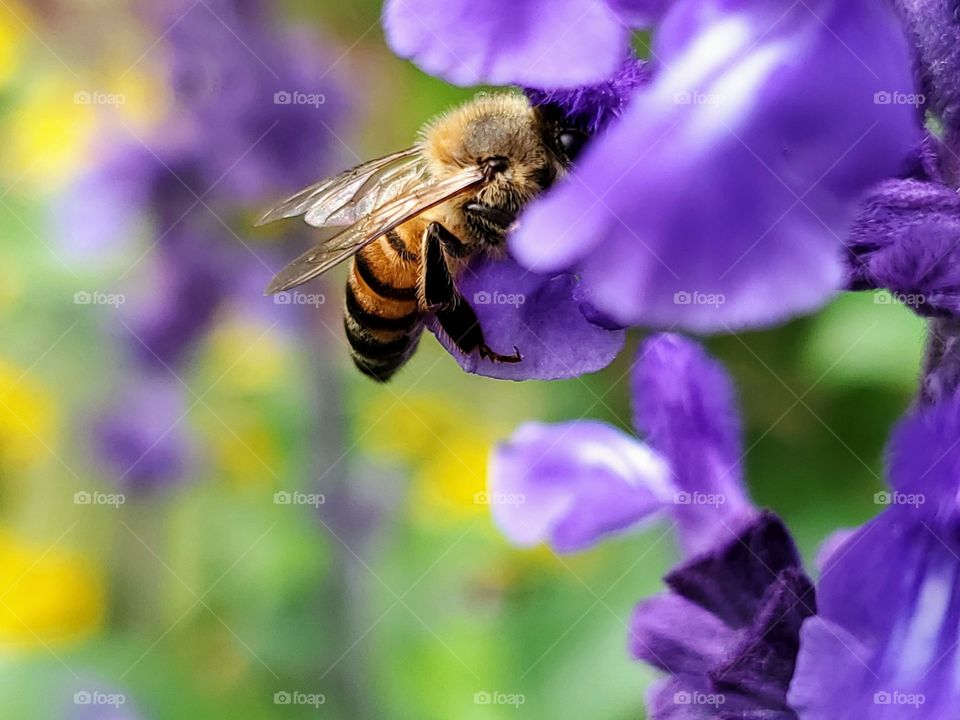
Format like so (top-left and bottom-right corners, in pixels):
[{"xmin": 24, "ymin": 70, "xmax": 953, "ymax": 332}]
[
  {"xmin": 0, "ymin": 532, "xmax": 103, "ymax": 648},
  {"xmin": 0, "ymin": 1, "xmax": 27, "ymax": 90},
  {"xmin": 207, "ymin": 409, "xmax": 281, "ymax": 488},
  {"xmin": 204, "ymin": 318, "xmax": 289, "ymax": 395},
  {"xmin": 4, "ymin": 75, "xmax": 98, "ymax": 189},
  {"xmin": 0, "ymin": 358, "xmax": 57, "ymax": 470},
  {"xmin": 359, "ymin": 394, "xmax": 505, "ymax": 522},
  {"xmin": 3, "ymin": 63, "xmax": 164, "ymax": 191},
  {"xmin": 200, "ymin": 318, "xmax": 290, "ymax": 486}
]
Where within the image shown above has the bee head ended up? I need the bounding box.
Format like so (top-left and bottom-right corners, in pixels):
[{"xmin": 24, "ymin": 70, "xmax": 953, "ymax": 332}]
[{"xmin": 422, "ymin": 93, "xmax": 575, "ymax": 248}]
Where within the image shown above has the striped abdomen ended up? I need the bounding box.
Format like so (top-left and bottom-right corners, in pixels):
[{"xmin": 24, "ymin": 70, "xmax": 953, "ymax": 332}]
[{"xmin": 344, "ymin": 227, "xmax": 423, "ymax": 382}]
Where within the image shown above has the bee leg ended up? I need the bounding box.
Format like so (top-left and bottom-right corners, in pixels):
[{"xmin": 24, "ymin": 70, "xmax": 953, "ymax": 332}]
[
  {"xmin": 421, "ymin": 222, "xmax": 460, "ymax": 312},
  {"xmin": 421, "ymin": 222, "xmax": 522, "ymax": 364}
]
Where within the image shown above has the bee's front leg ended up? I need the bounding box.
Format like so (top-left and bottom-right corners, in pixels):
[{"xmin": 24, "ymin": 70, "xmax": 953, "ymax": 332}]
[{"xmin": 420, "ymin": 222, "xmax": 522, "ymax": 364}]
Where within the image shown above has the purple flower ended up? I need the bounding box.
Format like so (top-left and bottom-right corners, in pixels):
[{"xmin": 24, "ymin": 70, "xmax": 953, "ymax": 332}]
[
  {"xmin": 845, "ymin": 172, "xmax": 960, "ymax": 318},
  {"xmin": 93, "ymin": 375, "xmax": 191, "ymax": 492},
  {"xmin": 524, "ymin": 57, "xmax": 651, "ymax": 134},
  {"xmin": 631, "ymin": 512, "xmax": 815, "ymax": 719},
  {"xmin": 423, "ymin": 61, "xmax": 649, "ymax": 380},
  {"xmin": 488, "ymin": 333, "xmax": 753, "ymax": 552},
  {"xmin": 427, "ymin": 257, "xmax": 626, "ymax": 381},
  {"xmin": 491, "ymin": 419, "xmax": 671, "ymax": 551},
  {"xmin": 894, "ymin": 0, "xmax": 960, "ymax": 167},
  {"xmin": 64, "ymin": 0, "xmax": 347, "ymax": 489},
  {"xmin": 383, "ymin": 0, "xmax": 920, "ymax": 332},
  {"xmin": 511, "ymin": 0, "xmax": 920, "ymax": 331},
  {"xmin": 383, "ymin": 0, "xmax": 662, "ymax": 89},
  {"xmin": 488, "ymin": 325, "xmax": 960, "ymax": 717},
  {"xmin": 788, "ymin": 393, "xmax": 960, "ymax": 719},
  {"xmin": 489, "ymin": 332, "xmax": 816, "ymax": 716}
]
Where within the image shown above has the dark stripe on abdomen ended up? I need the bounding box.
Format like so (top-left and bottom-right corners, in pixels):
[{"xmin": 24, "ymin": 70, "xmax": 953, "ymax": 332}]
[
  {"xmin": 344, "ymin": 316, "xmax": 422, "ymax": 383},
  {"xmin": 344, "ymin": 322, "xmax": 412, "ymax": 358},
  {"xmin": 345, "ymin": 284, "xmax": 419, "ymax": 333},
  {"xmin": 354, "ymin": 252, "xmax": 417, "ymax": 301}
]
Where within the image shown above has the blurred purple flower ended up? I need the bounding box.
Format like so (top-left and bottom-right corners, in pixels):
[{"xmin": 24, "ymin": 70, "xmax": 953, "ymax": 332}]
[
  {"xmin": 93, "ymin": 375, "xmax": 191, "ymax": 493},
  {"xmin": 488, "ymin": 333, "xmax": 753, "ymax": 552},
  {"xmin": 65, "ymin": 0, "xmax": 347, "ymax": 490},
  {"xmin": 383, "ymin": 0, "xmax": 663, "ymax": 89}
]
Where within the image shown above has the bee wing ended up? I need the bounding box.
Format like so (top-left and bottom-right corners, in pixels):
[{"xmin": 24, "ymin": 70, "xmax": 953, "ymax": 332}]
[
  {"xmin": 255, "ymin": 146, "xmax": 422, "ymax": 227},
  {"xmin": 264, "ymin": 166, "xmax": 485, "ymax": 296}
]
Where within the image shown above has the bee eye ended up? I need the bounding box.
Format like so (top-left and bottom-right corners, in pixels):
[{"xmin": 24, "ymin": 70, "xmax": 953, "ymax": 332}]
[{"xmin": 557, "ymin": 129, "xmax": 588, "ymax": 161}]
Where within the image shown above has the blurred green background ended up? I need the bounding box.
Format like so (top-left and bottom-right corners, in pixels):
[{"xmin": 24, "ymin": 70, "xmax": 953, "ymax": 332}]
[{"xmin": 0, "ymin": 1, "xmax": 927, "ymax": 718}]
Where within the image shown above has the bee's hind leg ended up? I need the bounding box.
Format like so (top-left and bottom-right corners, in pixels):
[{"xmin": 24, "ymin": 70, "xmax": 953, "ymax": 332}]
[{"xmin": 421, "ymin": 222, "xmax": 522, "ymax": 364}]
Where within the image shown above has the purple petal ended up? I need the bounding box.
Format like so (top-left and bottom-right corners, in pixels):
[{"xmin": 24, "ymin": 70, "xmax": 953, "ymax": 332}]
[
  {"xmin": 665, "ymin": 512, "xmax": 806, "ymax": 630},
  {"xmin": 630, "ymin": 593, "xmax": 735, "ymax": 674},
  {"xmin": 426, "ymin": 256, "xmax": 625, "ymax": 380},
  {"xmin": 633, "ymin": 513, "xmax": 813, "ymax": 720},
  {"xmin": 511, "ymin": 0, "xmax": 920, "ymax": 331},
  {"xmin": 633, "ymin": 334, "xmax": 754, "ymax": 553},
  {"xmin": 383, "ymin": 0, "xmax": 631, "ymax": 88},
  {"xmin": 789, "ymin": 513, "xmax": 960, "ymax": 719},
  {"xmin": 644, "ymin": 677, "xmax": 729, "ymax": 720},
  {"xmin": 710, "ymin": 567, "xmax": 815, "ymax": 710},
  {"xmin": 525, "ymin": 57, "xmax": 652, "ymax": 134},
  {"xmin": 887, "ymin": 389, "xmax": 960, "ymax": 516},
  {"xmin": 488, "ymin": 420, "xmax": 672, "ymax": 552},
  {"xmin": 895, "ymin": 0, "xmax": 960, "ymax": 163},
  {"xmin": 606, "ymin": 0, "xmax": 672, "ymax": 26},
  {"xmin": 846, "ymin": 177, "xmax": 960, "ymax": 317}
]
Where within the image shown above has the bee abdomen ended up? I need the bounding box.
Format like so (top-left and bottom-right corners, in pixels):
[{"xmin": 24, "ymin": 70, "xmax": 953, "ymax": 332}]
[
  {"xmin": 345, "ymin": 240, "xmax": 422, "ymax": 382},
  {"xmin": 344, "ymin": 314, "xmax": 423, "ymax": 382}
]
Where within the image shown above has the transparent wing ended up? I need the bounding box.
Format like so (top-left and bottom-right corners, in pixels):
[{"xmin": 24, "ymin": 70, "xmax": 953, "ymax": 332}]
[
  {"xmin": 264, "ymin": 167, "xmax": 485, "ymax": 296},
  {"xmin": 255, "ymin": 146, "xmax": 422, "ymax": 227}
]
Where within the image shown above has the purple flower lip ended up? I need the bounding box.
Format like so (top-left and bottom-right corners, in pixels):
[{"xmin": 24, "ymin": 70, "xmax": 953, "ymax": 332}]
[
  {"xmin": 487, "ymin": 333, "xmax": 753, "ymax": 552},
  {"xmin": 384, "ymin": 0, "xmax": 650, "ymax": 89}
]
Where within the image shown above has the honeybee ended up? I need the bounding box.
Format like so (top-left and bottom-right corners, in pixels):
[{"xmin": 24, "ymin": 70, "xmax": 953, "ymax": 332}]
[{"xmin": 257, "ymin": 93, "xmax": 588, "ymax": 381}]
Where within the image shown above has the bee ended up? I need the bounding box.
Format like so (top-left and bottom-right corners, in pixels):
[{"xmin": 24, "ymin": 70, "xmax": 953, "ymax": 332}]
[{"xmin": 257, "ymin": 92, "xmax": 588, "ymax": 381}]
